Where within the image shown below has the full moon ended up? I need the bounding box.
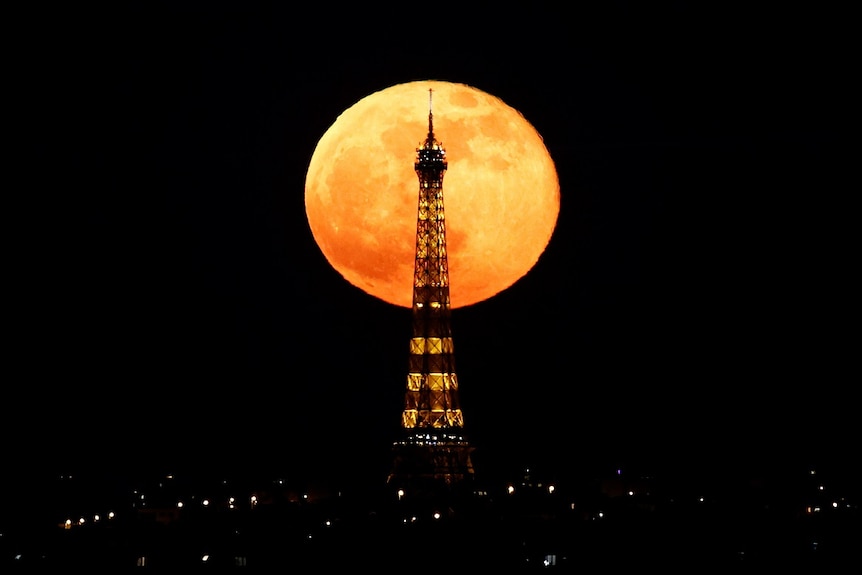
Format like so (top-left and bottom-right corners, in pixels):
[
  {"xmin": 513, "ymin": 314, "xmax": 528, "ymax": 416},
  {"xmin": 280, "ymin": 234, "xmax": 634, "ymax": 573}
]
[{"xmin": 305, "ymin": 80, "xmax": 560, "ymax": 308}]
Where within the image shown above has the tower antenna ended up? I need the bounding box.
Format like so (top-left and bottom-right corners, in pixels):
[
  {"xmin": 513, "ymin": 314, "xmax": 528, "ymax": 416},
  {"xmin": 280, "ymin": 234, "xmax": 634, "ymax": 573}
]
[{"xmin": 426, "ymin": 88, "xmax": 437, "ymax": 146}]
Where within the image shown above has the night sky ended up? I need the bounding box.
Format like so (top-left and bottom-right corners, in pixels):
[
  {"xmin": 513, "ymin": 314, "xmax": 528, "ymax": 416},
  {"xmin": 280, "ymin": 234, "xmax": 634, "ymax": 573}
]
[{"xmin": 8, "ymin": 3, "xmax": 855, "ymax": 490}]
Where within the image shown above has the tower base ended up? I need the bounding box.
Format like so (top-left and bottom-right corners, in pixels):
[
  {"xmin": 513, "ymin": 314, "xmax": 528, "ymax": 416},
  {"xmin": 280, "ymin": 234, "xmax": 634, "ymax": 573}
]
[{"xmin": 388, "ymin": 429, "xmax": 475, "ymax": 498}]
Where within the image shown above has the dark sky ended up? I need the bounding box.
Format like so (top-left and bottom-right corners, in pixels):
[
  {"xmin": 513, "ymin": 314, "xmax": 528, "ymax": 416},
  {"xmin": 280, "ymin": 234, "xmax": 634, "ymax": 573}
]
[{"xmin": 8, "ymin": 3, "xmax": 855, "ymax": 489}]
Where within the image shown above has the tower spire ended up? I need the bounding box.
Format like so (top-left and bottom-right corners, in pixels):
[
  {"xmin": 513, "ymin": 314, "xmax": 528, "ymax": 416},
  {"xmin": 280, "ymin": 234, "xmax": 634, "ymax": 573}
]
[
  {"xmin": 426, "ymin": 88, "xmax": 435, "ymax": 145},
  {"xmin": 388, "ymin": 90, "xmax": 475, "ymax": 497}
]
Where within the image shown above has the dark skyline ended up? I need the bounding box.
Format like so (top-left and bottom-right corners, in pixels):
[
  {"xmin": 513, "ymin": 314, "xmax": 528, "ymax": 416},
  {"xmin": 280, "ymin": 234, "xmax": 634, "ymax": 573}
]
[{"xmin": 8, "ymin": 3, "xmax": 855, "ymax": 492}]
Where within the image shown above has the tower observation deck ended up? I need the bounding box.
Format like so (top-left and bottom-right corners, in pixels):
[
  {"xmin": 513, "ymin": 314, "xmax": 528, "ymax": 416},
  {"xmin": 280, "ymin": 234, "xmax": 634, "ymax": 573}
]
[{"xmin": 388, "ymin": 90, "xmax": 475, "ymax": 496}]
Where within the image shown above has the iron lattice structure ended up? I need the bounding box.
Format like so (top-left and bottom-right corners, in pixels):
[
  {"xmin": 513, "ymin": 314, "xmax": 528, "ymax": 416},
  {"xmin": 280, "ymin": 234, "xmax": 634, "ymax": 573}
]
[{"xmin": 388, "ymin": 91, "xmax": 475, "ymax": 495}]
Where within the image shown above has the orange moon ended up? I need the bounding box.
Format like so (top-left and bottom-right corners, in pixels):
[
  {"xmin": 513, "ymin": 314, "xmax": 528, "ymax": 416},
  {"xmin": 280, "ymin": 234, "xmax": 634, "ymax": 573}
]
[{"xmin": 305, "ymin": 80, "xmax": 560, "ymax": 308}]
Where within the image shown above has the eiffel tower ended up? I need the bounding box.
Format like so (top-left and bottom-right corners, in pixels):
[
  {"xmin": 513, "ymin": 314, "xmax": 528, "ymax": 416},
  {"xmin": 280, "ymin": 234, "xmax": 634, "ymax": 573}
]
[{"xmin": 387, "ymin": 90, "xmax": 475, "ymax": 497}]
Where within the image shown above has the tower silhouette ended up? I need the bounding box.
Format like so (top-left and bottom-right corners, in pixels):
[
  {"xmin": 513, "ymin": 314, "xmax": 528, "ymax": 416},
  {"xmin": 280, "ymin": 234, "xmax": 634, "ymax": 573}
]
[{"xmin": 387, "ymin": 90, "xmax": 475, "ymax": 496}]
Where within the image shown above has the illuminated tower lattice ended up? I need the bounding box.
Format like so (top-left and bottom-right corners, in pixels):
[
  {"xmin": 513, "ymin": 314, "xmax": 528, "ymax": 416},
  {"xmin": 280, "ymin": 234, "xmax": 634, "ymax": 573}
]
[{"xmin": 388, "ymin": 90, "xmax": 475, "ymax": 494}]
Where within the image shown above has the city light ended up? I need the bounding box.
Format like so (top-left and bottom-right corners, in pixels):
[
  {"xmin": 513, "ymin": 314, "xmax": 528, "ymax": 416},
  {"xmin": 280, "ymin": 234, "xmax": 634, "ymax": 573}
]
[{"xmin": 9, "ymin": 464, "xmax": 856, "ymax": 568}]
